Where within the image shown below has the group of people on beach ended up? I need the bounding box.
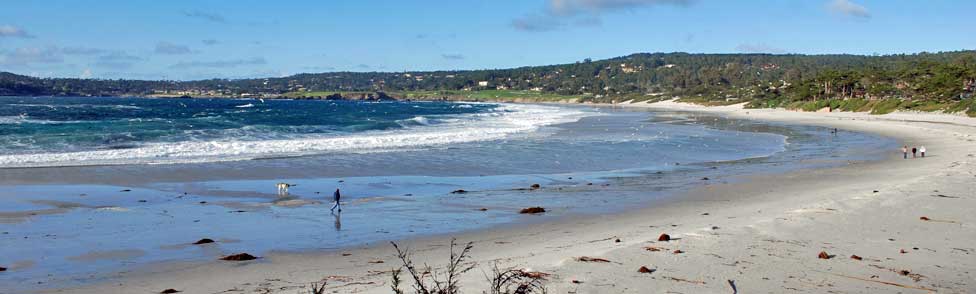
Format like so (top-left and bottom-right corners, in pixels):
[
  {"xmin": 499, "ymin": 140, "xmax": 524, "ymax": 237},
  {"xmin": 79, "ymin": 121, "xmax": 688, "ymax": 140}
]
[{"xmin": 902, "ymin": 145, "xmax": 927, "ymax": 159}]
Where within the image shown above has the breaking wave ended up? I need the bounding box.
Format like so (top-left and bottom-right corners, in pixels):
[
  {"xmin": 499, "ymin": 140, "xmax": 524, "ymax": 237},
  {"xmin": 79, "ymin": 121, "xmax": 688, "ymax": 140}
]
[{"xmin": 0, "ymin": 103, "xmax": 590, "ymax": 168}]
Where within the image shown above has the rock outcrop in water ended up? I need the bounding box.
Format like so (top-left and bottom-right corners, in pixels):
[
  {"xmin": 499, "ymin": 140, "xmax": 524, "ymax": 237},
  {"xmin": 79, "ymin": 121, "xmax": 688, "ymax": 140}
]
[{"xmin": 301, "ymin": 92, "xmax": 397, "ymax": 101}]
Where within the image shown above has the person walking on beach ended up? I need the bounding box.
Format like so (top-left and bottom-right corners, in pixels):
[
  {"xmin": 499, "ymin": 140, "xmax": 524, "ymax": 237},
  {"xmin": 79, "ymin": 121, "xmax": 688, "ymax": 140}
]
[
  {"xmin": 912, "ymin": 147, "xmax": 918, "ymax": 158},
  {"xmin": 902, "ymin": 145, "xmax": 908, "ymax": 159},
  {"xmin": 331, "ymin": 188, "xmax": 342, "ymax": 212},
  {"xmin": 920, "ymin": 146, "xmax": 926, "ymax": 158}
]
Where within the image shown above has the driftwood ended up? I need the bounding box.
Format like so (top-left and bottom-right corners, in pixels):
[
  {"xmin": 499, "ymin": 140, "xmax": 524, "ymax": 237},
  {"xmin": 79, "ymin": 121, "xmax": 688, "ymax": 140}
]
[
  {"xmin": 576, "ymin": 256, "xmax": 611, "ymax": 263},
  {"xmin": 664, "ymin": 276, "xmax": 707, "ymax": 285},
  {"xmin": 919, "ymin": 216, "xmax": 960, "ymax": 224}
]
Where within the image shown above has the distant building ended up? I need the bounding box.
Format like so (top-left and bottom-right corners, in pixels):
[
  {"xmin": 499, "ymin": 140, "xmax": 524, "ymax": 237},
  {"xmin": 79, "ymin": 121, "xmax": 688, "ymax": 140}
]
[{"xmin": 478, "ymin": 81, "xmax": 489, "ymax": 87}]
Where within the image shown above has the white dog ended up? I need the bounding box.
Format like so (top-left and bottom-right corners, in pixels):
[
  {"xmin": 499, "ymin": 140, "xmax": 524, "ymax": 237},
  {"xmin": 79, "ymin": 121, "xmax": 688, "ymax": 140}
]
[{"xmin": 276, "ymin": 183, "xmax": 296, "ymax": 195}]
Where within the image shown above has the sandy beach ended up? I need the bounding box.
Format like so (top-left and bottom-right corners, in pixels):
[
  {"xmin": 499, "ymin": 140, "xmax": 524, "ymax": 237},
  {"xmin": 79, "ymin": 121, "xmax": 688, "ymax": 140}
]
[{"xmin": 41, "ymin": 100, "xmax": 976, "ymax": 294}]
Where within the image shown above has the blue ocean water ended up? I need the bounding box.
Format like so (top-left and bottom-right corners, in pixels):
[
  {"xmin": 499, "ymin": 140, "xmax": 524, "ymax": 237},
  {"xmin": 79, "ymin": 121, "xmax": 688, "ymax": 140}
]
[{"xmin": 0, "ymin": 97, "xmax": 582, "ymax": 167}]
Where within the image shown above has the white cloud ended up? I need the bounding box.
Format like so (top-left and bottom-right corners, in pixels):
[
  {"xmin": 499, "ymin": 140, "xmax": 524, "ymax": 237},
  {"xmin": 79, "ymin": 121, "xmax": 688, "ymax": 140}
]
[
  {"xmin": 513, "ymin": 0, "xmax": 691, "ymax": 32},
  {"xmin": 511, "ymin": 14, "xmax": 565, "ymax": 32},
  {"xmin": 548, "ymin": 0, "xmax": 693, "ymax": 15},
  {"xmin": 828, "ymin": 0, "xmax": 870, "ymax": 18},
  {"xmin": 735, "ymin": 43, "xmax": 787, "ymax": 54},
  {"xmin": 441, "ymin": 53, "xmax": 465, "ymax": 60},
  {"xmin": 182, "ymin": 11, "xmax": 227, "ymax": 23},
  {"xmin": 169, "ymin": 57, "xmax": 266, "ymax": 69},
  {"xmin": 0, "ymin": 25, "xmax": 33, "ymax": 38},
  {"xmin": 155, "ymin": 42, "xmax": 193, "ymax": 55},
  {"xmin": 61, "ymin": 46, "xmax": 108, "ymax": 55},
  {"xmin": 94, "ymin": 52, "xmax": 145, "ymax": 69},
  {"xmin": 0, "ymin": 47, "xmax": 63, "ymax": 67}
]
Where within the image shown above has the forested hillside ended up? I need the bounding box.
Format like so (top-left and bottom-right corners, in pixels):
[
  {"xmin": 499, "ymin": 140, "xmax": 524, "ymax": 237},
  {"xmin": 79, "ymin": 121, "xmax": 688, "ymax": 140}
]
[{"xmin": 3, "ymin": 51, "xmax": 975, "ymax": 115}]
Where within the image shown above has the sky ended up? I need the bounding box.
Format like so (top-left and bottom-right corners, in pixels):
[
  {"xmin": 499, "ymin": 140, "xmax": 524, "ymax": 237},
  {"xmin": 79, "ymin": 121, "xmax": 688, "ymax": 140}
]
[{"xmin": 0, "ymin": 0, "xmax": 973, "ymax": 80}]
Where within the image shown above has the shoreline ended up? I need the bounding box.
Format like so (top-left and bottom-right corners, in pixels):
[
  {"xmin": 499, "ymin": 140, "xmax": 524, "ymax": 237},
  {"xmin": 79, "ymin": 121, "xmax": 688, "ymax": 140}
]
[{"xmin": 40, "ymin": 100, "xmax": 976, "ymax": 293}]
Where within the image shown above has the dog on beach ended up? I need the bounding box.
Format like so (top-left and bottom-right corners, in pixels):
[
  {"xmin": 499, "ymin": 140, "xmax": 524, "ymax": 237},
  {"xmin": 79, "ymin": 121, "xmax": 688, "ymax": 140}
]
[{"xmin": 276, "ymin": 183, "xmax": 296, "ymax": 195}]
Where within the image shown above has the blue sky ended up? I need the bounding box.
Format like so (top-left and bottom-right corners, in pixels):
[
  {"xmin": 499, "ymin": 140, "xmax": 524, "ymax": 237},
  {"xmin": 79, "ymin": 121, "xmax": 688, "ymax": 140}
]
[{"xmin": 0, "ymin": 0, "xmax": 973, "ymax": 80}]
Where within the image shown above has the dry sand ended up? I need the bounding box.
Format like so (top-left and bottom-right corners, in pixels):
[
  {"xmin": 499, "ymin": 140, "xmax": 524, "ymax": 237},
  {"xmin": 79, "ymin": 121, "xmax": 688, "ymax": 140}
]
[{"xmin": 50, "ymin": 100, "xmax": 976, "ymax": 294}]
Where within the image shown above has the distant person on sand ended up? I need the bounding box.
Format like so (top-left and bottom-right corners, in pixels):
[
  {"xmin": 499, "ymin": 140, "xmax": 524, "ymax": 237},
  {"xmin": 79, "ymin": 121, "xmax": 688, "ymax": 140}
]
[
  {"xmin": 331, "ymin": 188, "xmax": 342, "ymax": 212},
  {"xmin": 912, "ymin": 147, "xmax": 918, "ymax": 158},
  {"xmin": 902, "ymin": 145, "xmax": 908, "ymax": 159},
  {"xmin": 920, "ymin": 146, "xmax": 926, "ymax": 158}
]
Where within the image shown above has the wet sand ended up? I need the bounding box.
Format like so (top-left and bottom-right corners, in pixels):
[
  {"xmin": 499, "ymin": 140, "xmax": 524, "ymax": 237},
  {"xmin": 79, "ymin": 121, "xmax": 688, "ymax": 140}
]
[{"xmin": 35, "ymin": 101, "xmax": 976, "ymax": 293}]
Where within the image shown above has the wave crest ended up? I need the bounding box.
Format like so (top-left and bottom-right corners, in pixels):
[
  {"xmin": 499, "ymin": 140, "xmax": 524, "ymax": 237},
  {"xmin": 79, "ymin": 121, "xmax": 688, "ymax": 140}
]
[{"xmin": 0, "ymin": 104, "xmax": 590, "ymax": 168}]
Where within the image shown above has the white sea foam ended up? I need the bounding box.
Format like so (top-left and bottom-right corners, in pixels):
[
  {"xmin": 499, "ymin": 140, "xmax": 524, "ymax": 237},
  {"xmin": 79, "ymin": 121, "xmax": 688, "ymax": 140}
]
[
  {"xmin": 396, "ymin": 116, "xmax": 432, "ymax": 127},
  {"xmin": 0, "ymin": 104, "xmax": 592, "ymax": 168},
  {"xmin": 7, "ymin": 103, "xmax": 142, "ymax": 110},
  {"xmin": 0, "ymin": 115, "xmax": 86, "ymax": 125}
]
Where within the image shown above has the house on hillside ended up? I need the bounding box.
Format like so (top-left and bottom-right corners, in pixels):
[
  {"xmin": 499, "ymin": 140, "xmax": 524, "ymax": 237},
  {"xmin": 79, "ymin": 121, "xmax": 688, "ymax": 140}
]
[{"xmin": 477, "ymin": 81, "xmax": 489, "ymax": 87}]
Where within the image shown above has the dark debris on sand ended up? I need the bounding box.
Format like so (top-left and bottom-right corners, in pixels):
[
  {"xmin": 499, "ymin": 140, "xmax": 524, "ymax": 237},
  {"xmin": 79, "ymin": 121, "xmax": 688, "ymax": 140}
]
[
  {"xmin": 818, "ymin": 251, "xmax": 834, "ymax": 259},
  {"xmin": 193, "ymin": 238, "xmax": 215, "ymax": 245},
  {"xmin": 520, "ymin": 207, "xmax": 546, "ymax": 214},
  {"xmin": 220, "ymin": 253, "xmax": 258, "ymax": 261}
]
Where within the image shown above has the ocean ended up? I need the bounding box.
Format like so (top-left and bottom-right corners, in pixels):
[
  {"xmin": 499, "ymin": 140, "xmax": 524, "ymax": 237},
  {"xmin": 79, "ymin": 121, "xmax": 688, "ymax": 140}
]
[
  {"xmin": 0, "ymin": 97, "xmax": 894, "ymax": 290},
  {"xmin": 0, "ymin": 97, "xmax": 586, "ymax": 167}
]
